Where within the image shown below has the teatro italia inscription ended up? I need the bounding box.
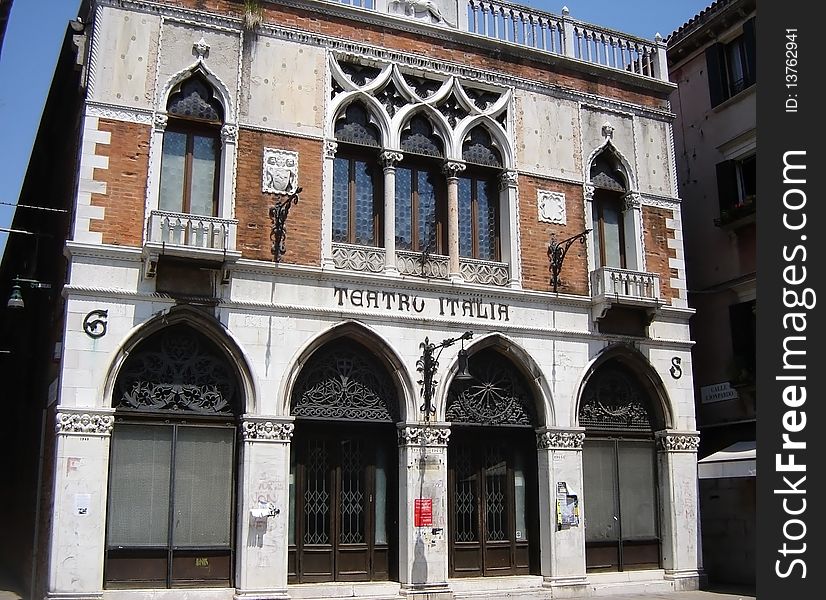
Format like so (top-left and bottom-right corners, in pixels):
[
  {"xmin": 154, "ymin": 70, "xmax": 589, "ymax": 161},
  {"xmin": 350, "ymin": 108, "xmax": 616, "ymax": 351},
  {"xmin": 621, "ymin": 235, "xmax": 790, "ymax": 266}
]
[{"xmin": 333, "ymin": 287, "xmax": 510, "ymax": 321}]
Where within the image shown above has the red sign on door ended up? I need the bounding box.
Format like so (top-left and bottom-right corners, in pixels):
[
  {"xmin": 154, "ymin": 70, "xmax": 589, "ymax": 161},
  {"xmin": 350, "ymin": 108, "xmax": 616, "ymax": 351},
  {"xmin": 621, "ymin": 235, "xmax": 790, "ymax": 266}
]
[{"xmin": 414, "ymin": 498, "xmax": 433, "ymax": 527}]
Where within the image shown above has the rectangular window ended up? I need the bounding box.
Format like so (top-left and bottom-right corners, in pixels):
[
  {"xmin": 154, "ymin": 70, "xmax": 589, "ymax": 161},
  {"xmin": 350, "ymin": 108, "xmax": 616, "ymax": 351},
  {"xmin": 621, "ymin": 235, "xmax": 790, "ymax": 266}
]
[
  {"xmin": 395, "ymin": 163, "xmax": 445, "ymax": 254},
  {"xmin": 332, "ymin": 154, "xmax": 381, "ymax": 246},
  {"xmin": 706, "ymin": 18, "xmax": 756, "ymax": 107},
  {"xmin": 458, "ymin": 173, "xmax": 500, "ymax": 261},
  {"xmin": 592, "ymin": 193, "xmax": 626, "ymax": 269},
  {"xmin": 715, "ymin": 154, "xmax": 756, "ymax": 225},
  {"xmin": 159, "ymin": 127, "xmax": 220, "ymax": 216}
]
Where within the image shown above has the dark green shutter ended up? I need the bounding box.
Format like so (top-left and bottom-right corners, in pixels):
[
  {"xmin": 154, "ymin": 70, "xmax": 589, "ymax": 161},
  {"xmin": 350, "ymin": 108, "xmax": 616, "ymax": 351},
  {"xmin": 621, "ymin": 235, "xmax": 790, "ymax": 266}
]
[
  {"xmin": 743, "ymin": 18, "xmax": 756, "ymax": 87},
  {"xmin": 705, "ymin": 43, "xmax": 725, "ymax": 107},
  {"xmin": 716, "ymin": 160, "xmax": 738, "ymax": 212}
]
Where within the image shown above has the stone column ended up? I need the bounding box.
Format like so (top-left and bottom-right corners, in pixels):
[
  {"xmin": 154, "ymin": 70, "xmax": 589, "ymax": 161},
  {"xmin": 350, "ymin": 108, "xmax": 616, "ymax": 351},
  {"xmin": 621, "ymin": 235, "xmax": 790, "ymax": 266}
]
[
  {"xmin": 442, "ymin": 161, "xmax": 466, "ymax": 283},
  {"xmin": 499, "ymin": 169, "xmax": 521, "ymax": 288},
  {"xmin": 146, "ymin": 113, "xmax": 168, "ymax": 217},
  {"xmin": 381, "ymin": 151, "xmax": 404, "ymax": 275},
  {"xmin": 656, "ymin": 430, "xmax": 701, "ymax": 590},
  {"xmin": 397, "ymin": 423, "xmax": 452, "ymax": 600},
  {"xmin": 321, "ymin": 140, "xmax": 338, "ymax": 268},
  {"xmin": 536, "ymin": 428, "xmax": 588, "ymax": 594},
  {"xmin": 46, "ymin": 408, "xmax": 115, "ymax": 600},
  {"xmin": 235, "ymin": 417, "xmax": 295, "ymax": 600},
  {"xmin": 622, "ymin": 191, "xmax": 644, "ymax": 271}
]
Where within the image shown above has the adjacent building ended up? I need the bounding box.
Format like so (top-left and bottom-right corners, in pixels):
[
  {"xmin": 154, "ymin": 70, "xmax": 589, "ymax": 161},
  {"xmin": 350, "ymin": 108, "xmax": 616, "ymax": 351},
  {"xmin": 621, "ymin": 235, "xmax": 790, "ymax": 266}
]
[
  {"xmin": 667, "ymin": 0, "xmax": 756, "ymax": 587},
  {"xmin": 1, "ymin": 1, "xmax": 702, "ymax": 598}
]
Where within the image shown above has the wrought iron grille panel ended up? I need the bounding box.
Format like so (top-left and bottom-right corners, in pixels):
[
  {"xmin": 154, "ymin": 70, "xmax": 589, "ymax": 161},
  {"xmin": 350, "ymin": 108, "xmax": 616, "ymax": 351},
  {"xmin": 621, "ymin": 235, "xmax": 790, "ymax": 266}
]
[
  {"xmin": 335, "ymin": 103, "xmax": 381, "ymax": 147},
  {"xmin": 446, "ymin": 350, "xmax": 536, "ymax": 426},
  {"xmin": 167, "ymin": 76, "xmax": 223, "ymax": 122},
  {"xmin": 400, "ymin": 116, "xmax": 444, "ymax": 157},
  {"xmin": 579, "ymin": 366, "xmax": 655, "ymax": 431},
  {"xmin": 339, "ymin": 438, "xmax": 365, "ymax": 544},
  {"xmin": 114, "ymin": 325, "xmax": 239, "ymax": 414},
  {"xmin": 462, "ymin": 127, "xmax": 502, "ymax": 167},
  {"xmin": 485, "ymin": 445, "xmax": 508, "ymax": 542},
  {"xmin": 454, "ymin": 443, "xmax": 478, "ymax": 543},
  {"xmin": 304, "ymin": 438, "xmax": 330, "ymax": 545},
  {"xmin": 291, "ymin": 341, "xmax": 399, "ymax": 421}
]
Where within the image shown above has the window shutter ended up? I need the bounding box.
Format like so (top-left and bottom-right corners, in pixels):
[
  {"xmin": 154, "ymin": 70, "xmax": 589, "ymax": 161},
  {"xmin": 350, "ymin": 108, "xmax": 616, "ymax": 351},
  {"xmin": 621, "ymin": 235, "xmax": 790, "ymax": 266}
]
[
  {"xmin": 743, "ymin": 18, "xmax": 757, "ymax": 87},
  {"xmin": 716, "ymin": 160, "xmax": 738, "ymax": 212},
  {"xmin": 705, "ymin": 43, "xmax": 725, "ymax": 107}
]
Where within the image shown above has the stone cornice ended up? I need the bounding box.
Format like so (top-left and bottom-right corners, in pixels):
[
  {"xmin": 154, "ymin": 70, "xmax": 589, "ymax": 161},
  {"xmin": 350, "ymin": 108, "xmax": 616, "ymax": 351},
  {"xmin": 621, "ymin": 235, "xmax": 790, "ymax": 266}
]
[
  {"xmin": 398, "ymin": 424, "xmax": 451, "ymax": 447},
  {"xmin": 55, "ymin": 408, "xmax": 115, "ymax": 437},
  {"xmin": 240, "ymin": 417, "xmax": 295, "ymax": 442},
  {"xmin": 656, "ymin": 430, "xmax": 701, "ymax": 453},
  {"xmin": 86, "ymin": 101, "xmax": 153, "ymax": 125},
  {"xmin": 536, "ymin": 428, "xmax": 586, "ymax": 450}
]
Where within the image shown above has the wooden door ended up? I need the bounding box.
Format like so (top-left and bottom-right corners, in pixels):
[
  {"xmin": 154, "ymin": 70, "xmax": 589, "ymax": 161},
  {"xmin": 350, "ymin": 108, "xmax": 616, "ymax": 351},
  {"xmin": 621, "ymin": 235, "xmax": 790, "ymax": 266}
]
[{"xmin": 448, "ymin": 430, "xmax": 536, "ymax": 577}]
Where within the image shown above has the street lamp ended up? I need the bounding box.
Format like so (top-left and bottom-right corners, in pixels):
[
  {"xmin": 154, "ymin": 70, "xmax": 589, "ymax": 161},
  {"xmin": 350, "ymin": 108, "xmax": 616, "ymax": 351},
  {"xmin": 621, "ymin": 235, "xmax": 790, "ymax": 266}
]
[
  {"xmin": 417, "ymin": 331, "xmax": 473, "ymax": 421},
  {"xmin": 6, "ymin": 277, "xmax": 52, "ymax": 309},
  {"xmin": 547, "ymin": 229, "xmax": 591, "ymax": 293}
]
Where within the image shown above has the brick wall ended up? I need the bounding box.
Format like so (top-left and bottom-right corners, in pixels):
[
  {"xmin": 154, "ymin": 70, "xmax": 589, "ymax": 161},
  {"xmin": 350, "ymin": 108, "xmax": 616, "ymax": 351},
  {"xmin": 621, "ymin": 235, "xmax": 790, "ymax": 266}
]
[
  {"xmin": 518, "ymin": 175, "xmax": 589, "ymax": 295},
  {"xmin": 642, "ymin": 205, "xmax": 677, "ymax": 303},
  {"xmin": 89, "ymin": 119, "xmax": 150, "ymax": 247},
  {"xmin": 235, "ymin": 129, "xmax": 322, "ymax": 265},
  {"xmin": 164, "ymin": 0, "xmax": 669, "ymax": 110}
]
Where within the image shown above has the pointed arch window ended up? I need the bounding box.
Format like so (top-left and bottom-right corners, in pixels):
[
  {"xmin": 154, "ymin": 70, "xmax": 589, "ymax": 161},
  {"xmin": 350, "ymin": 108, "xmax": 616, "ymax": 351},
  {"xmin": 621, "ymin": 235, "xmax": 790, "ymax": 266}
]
[
  {"xmin": 459, "ymin": 127, "xmax": 501, "ymax": 261},
  {"xmin": 159, "ymin": 75, "xmax": 224, "ymax": 217},
  {"xmin": 590, "ymin": 150, "xmax": 629, "ymax": 269},
  {"xmin": 396, "ymin": 115, "xmax": 447, "ymax": 253},
  {"xmin": 333, "ymin": 103, "xmax": 383, "ymax": 246}
]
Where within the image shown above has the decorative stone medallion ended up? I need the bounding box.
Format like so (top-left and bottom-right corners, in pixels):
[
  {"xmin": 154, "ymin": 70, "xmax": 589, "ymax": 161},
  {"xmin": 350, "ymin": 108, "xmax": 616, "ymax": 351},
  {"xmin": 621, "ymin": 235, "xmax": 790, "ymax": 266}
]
[{"xmin": 538, "ymin": 190, "xmax": 566, "ymax": 225}]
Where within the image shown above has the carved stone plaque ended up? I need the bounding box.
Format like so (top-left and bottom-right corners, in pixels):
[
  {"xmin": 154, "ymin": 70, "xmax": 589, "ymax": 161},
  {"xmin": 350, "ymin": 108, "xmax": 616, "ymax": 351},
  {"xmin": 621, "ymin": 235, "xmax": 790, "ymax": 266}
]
[
  {"xmin": 262, "ymin": 148, "xmax": 299, "ymax": 194},
  {"xmin": 538, "ymin": 190, "xmax": 566, "ymax": 225}
]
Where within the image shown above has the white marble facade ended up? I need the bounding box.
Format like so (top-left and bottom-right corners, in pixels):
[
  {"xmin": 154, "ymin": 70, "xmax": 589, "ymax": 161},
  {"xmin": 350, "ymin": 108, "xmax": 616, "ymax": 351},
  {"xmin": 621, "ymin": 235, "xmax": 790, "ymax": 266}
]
[{"xmin": 48, "ymin": 1, "xmax": 698, "ymax": 598}]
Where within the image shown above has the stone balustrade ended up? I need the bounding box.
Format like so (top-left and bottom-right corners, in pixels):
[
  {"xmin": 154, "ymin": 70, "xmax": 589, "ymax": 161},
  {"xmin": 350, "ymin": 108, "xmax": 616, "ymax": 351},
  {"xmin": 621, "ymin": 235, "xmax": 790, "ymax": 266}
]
[{"xmin": 147, "ymin": 210, "xmax": 238, "ymax": 251}]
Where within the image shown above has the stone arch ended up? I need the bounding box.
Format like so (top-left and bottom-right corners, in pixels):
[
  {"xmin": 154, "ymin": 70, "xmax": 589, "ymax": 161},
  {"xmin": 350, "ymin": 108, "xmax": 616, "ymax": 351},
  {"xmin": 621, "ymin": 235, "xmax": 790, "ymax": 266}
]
[
  {"xmin": 437, "ymin": 332, "xmax": 552, "ymax": 427},
  {"xmin": 573, "ymin": 343, "xmax": 673, "ymax": 431},
  {"xmin": 394, "ymin": 106, "xmax": 450, "ymax": 158},
  {"xmin": 453, "ymin": 116, "xmax": 513, "ymax": 169},
  {"xmin": 157, "ymin": 62, "xmax": 235, "ymax": 123},
  {"xmin": 328, "ymin": 93, "xmax": 391, "ymax": 147},
  {"xmin": 279, "ymin": 320, "xmax": 414, "ymax": 421},
  {"xmin": 103, "ymin": 305, "xmax": 257, "ymax": 415},
  {"xmin": 584, "ymin": 140, "xmax": 637, "ymax": 192}
]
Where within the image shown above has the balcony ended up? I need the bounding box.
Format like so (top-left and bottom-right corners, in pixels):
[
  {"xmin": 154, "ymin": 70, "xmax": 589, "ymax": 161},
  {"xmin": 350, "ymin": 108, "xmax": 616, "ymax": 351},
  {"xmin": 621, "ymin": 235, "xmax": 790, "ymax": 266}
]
[
  {"xmin": 590, "ymin": 267, "xmax": 661, "ymax": 322},
  {"xmin": 714, "ymin": 195, "xmax": 755, "ymax": 230},
  {"xmin": 143, "ymin": 210, "xmax": 241, "ymax": 275},
  {"xmin": 332, "ymin": 0, "xmax": 669, "ymax": 82}
]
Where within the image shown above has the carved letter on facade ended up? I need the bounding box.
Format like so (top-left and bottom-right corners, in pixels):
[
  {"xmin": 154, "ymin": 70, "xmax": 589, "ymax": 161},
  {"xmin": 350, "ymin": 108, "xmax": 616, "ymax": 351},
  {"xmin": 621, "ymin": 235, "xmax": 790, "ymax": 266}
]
[{"xmin": 262, "ymin": 148, "xmax": 299, "ymax": 195}]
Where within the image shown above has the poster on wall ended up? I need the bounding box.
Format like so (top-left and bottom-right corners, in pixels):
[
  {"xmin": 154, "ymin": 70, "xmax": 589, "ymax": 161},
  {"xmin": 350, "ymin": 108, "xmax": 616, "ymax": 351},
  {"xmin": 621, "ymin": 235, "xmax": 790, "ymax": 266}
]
[
  {"xmin": 556, "ymin": 481, "xmax": 579, "ymax": 528},
  {"xmin": 414, "ymin": 498, "xmax": 433, "ymax": 527}
]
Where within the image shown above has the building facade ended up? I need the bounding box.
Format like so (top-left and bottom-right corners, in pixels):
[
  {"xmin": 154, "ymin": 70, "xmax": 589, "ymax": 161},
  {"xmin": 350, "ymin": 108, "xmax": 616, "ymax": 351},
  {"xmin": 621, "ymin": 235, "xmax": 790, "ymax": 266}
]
[
  {"xmin": 667, "ymin": 0, "xmax": 756, "ymax": 587},
  {"xmin": 9, "ymin": 0, "xmax": 700, "ymax": 598}
]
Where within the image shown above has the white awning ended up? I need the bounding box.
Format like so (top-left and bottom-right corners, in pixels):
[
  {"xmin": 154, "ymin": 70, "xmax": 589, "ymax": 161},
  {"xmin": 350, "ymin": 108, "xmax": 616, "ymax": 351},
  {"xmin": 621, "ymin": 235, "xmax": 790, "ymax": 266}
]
[{"xmin": 698, "ymin": 440, "xmax": 756, "ymax": 479}]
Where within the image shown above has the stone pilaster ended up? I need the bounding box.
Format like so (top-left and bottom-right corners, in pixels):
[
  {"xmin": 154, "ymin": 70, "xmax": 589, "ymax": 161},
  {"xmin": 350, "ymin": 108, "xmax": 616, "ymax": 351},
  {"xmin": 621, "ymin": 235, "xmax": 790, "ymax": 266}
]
[{"xmin": 442, "ymin": 161, "xmax": 466, "ymax": 283}]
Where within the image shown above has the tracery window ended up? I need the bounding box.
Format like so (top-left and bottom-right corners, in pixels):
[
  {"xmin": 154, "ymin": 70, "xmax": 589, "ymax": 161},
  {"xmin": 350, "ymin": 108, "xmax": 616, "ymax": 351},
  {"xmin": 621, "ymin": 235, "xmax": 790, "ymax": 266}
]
[
  {"xmin": 333, "ymin": 103, "xmax": 383, "ymax": 246},
  {"xmin": 459, "ymin": 127, "xmax": 501, "ymax": 261},
  {"xmin": 590, "ymin": 150, "xmax": 628, "ymax": 269},
  {"xmin": 159, "ymin": 75, "xmax": 223, "ymax": 217}
]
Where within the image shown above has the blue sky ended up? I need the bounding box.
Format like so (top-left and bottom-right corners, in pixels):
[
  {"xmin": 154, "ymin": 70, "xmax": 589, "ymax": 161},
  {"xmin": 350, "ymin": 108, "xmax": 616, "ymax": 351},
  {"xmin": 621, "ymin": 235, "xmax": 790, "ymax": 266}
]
[{"xmin": 0, "ymin": 0, "xmax": 710, "ymax": 257}]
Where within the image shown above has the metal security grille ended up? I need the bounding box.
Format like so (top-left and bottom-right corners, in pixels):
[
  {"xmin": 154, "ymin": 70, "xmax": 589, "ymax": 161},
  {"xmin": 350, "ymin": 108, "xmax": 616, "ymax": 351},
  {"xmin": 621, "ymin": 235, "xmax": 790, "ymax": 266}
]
[
  {"xmin": 304, "ymin": 439, "xmax": 330, "ymax": 545},
  {"xmin": 339, "ymin": 439, "xmax": 365, "ymax": 544},
  {"xmin": 454, "ymin": 444, "xmax": 478, "ymax": 543},
  {"xmin": 484, "ymin": 445, "xmax": 508, "ymax": 542}
]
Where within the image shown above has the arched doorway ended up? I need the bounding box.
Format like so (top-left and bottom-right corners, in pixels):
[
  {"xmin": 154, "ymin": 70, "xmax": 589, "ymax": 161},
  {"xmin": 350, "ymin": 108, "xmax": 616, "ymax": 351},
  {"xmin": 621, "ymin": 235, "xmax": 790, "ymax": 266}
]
[
  {"xmin": 579, "ymin": 360, "xmax": 664, "ymax": 572},
  {"xmin": 288, "ymin": 339, "xmax": 400, "ymax": 583},
  {"xmin": 104, "ymin": 323, "xmax": 242, "ymax": 589},
  {"xmin": 446, "ymin": 348, "xmax": 540, "ymax": 578}
]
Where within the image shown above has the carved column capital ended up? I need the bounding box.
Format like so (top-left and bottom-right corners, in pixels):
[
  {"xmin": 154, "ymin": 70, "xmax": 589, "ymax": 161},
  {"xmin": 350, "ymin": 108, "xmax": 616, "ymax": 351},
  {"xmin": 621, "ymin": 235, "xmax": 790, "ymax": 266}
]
[
  {"xmin": 398, "ymin": 424, "xmax": 451, "ymax": 447},
  {"xmin": 442, "ymin": 161, "xmax": 466, "ymax": 179},
  {"xmin": 241, "ymin": 418, "xmax": 295, "ymax": 442},
  {"xmin": 623, "ymin": 192, "xmax": 642, "ymax": 212},
  {"xmin": 153, "ymin": 113, "xmax": 168, "ymax": 132},
  {"xmin": 536, "ymin": 428, "xmax": 585, "ymax": 450},
  {"xmin": 583, "ymin": 183, "xmax": 595, "ymax": 202},
  {"xmin": 499, "ymin": 169, "xmax": 518, "ymax": 191},
  {"xmin": 380, "ymin": 151, "xmax": 404, "ymax": 169},
  {"xmin": 324, "ymin": 140, "xmax": 338, "ymax": 159},
  {"xmin": 655, "ymin": 430, "xmax": 700, "ymax": 453},
  {"xmin": 221, "ymin": 124, "xmax": 238, "ymax": 144},
  {"xmin": 55, "ymin": 409, "xmax": 115, "ymax": 437}
]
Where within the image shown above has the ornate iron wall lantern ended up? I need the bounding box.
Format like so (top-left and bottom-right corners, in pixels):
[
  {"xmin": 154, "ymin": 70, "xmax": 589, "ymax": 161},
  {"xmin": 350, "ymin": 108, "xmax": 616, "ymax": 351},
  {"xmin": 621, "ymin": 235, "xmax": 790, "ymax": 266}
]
[
  {"xmin": 417, "ymin": 331, "xmax": 473, "ymax": 421},
  {"xmin": 269, "ymin": 186, "xmax": 302, "ymax": 263},
  {"xmin": 6, "ymin": 277, "xmax": 52, "ymax": 309},
  {"xmin": 547, "ymin": 229, "xmax": 591, "ymax": 293}
]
